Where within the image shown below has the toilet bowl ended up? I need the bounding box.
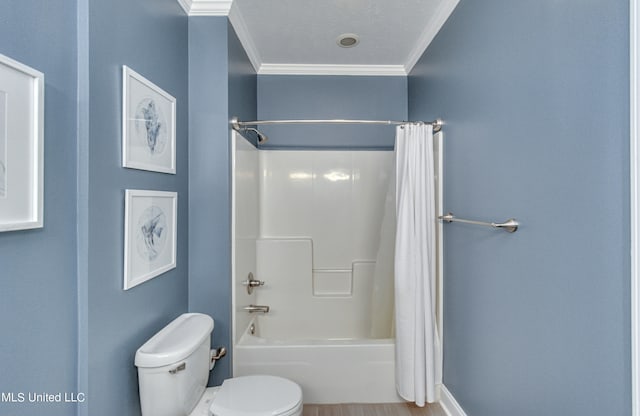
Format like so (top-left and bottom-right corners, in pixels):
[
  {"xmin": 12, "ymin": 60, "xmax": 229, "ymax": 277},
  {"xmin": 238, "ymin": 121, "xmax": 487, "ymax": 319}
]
[
  {"xmin": 135, "ymin": 313, "xmax": 303, "ymax": 416},
  {"xmin": 190, "ymin": 376, "xmax": 303, "ymax": 416}
]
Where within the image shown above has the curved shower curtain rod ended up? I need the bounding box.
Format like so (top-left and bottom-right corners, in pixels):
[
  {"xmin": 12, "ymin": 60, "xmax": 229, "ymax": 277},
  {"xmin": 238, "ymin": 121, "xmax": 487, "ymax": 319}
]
[{"xmin": 230, "ymin": 116, "xmax": 444, "ymax": 133}]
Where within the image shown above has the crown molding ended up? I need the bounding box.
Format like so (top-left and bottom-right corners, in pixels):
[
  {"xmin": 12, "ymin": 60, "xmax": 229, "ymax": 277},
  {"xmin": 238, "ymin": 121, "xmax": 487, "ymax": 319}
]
[
  {"xmin": 258, "ymin": 63, "xmax": 407, "ymax": 76},
  {"xmin": 178, "ymin": 0, "xmax": 458, "ymax": 76},
  {"xmin": 178, "ymin": 0, "xmax": 233, "ymax": 16},
  {"xmin": 176, "ymin": 0, "xmax": 191, "ymax": 14},
  {"xmin": 228, "ymin": 3, "xmax": 262, "ymax": 72},
  {"xmin": 404, "ymin": 0, "xmax": 460, "ymax": 73}
]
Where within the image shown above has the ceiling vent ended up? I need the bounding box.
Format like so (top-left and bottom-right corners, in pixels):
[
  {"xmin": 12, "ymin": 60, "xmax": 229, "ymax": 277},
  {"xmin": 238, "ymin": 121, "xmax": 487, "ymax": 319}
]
[{"xmin": 336, "ymin": 33, "xmax": 360, "ymax": 48}]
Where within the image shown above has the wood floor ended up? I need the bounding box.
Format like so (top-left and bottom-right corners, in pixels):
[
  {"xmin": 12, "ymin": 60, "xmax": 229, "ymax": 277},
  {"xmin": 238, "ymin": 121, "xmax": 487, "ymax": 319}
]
[{"xmin": 302, "ymin": 403, "xmax": 447, "ymax": 416}]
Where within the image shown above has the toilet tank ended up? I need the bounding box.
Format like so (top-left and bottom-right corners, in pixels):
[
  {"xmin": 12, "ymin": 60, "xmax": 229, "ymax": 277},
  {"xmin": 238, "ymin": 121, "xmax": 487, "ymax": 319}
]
[{"xmin": 135, "ymin": 313, "xmax": 214, "ymax": 416}]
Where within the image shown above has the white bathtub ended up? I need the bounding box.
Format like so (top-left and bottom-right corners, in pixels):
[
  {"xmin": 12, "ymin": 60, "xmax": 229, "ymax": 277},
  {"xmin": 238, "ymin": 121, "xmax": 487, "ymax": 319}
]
[{"xmin": 233, "ymin": 317, "xmax": 402, "ymax": 404}]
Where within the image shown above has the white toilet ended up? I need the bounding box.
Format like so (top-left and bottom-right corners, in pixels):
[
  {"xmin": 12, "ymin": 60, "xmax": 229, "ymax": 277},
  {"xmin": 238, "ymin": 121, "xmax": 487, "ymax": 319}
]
[{"xmin": 135, "ymin": 313, "xmax": 303, "ymax": 416}]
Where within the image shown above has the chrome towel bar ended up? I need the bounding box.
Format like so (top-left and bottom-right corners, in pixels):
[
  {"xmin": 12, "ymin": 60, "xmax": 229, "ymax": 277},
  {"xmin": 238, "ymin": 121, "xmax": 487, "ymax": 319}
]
[{"xmin": 439, "ymin": 212, "xmax": 519, "ymax": 233}]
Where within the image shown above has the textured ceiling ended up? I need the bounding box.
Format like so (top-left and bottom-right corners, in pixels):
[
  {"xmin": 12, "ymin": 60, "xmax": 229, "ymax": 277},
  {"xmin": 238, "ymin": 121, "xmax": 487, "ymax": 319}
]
[{"xmin": 182, "ymin": 0, "xmax": 459, "ymax": 75}]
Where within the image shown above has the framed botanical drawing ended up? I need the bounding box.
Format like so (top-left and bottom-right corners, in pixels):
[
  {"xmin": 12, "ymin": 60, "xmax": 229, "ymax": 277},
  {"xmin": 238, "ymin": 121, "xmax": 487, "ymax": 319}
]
[
  {"xmin": 0, "ymin": 54, "xmax": 44, "ymax": 232},
  {"xmin": 124, "ymin": 189, "xmax": 177, "ymax": 290},
  {"xmin": 122, "ymin": 66, "xmax": 176, "ymax": 174}
]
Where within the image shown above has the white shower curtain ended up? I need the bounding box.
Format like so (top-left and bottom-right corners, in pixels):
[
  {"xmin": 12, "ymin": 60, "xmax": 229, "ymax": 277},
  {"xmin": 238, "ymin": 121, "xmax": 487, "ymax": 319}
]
[{"xmin": 394, "ymin": 123, "xmax": 441, "ymax": 406}]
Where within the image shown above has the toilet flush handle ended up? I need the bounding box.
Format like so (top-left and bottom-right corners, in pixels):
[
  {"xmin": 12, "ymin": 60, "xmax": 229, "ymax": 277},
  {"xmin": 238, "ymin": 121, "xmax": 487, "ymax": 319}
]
[{"xmin": 169, "ymin": 362, "xmax": 186, "ymax": 374}]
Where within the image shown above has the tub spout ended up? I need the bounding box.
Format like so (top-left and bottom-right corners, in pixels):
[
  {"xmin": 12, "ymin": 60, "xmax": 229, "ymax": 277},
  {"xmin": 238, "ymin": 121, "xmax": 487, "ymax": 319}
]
[{"xmin": 243, "ymin": 304, "xmax": 270, "ymax": 313}]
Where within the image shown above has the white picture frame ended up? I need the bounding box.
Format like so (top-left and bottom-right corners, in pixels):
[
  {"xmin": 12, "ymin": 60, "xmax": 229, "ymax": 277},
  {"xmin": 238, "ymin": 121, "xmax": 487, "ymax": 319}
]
[
  {"xmin": 122, "ymin": 66, "xmax": 176, "ymax": 174},
  {"xmin": 0, "ymin": 54, "xmax": 44, "ymax": 232},
  {"xmin": 124, "ymin": 189, "xmax": 177, "ymax": 290}
]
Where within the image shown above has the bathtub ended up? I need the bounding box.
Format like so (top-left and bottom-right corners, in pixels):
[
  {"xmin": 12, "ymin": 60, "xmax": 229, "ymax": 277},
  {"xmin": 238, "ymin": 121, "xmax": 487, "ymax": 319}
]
[{"xmin": 233, "ymin": 317, "xmax": 401, "ymax": 404}]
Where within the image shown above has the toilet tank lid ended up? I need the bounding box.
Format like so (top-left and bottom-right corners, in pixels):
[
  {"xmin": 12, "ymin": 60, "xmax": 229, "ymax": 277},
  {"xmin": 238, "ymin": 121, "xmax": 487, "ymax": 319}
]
[{"xmin": 135, "ymin": 313, "xmax": 214, "ymax": 368}]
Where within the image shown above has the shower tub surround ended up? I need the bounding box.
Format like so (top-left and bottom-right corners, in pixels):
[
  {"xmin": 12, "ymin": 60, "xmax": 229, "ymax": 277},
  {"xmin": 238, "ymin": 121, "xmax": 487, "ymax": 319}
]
[{"xmin": 232, "ymin": 131, "xmax": 438, "ymax": 403}]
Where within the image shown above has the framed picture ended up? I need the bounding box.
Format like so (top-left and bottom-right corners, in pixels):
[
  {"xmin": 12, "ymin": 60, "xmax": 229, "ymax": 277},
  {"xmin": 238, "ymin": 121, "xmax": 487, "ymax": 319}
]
[
  {"xmin": 122, "ymin": 66, "xmax": 176, "ymax": 174},
  {"xmin": 0, "ymin": 54, "xmax": 44, "ymax": 232},
  {"xmin": 124, "ymin": 189, "xmax": 177, "ymax": 290}
]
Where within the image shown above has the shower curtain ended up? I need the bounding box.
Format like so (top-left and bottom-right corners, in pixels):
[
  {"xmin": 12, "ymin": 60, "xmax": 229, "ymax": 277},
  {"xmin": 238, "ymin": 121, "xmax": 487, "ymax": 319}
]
[{"xmin": 394, "ymin": 123, "xmax": 441, "ymax": 406}]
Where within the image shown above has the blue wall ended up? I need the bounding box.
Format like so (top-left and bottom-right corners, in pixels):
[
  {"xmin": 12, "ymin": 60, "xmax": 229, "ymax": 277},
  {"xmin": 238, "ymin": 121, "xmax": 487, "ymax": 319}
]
[
  {"xmin": 1, "ymin": 5, "xmax": 252, "ymax": 415},
  {"xmin": 84, "ymin": 0, "xmax": 189, "ymax": 415},
  {"xmin": 408, "ymin": 1, "xmax": 630, "ymax": 415},
  {"xmin": 189, "ymin": 17, "xmax": 256, "ymax": 385},
  {"xmin": 257, "ymin": 75, "xmax": 407, "ymax": 149},
  {"xmin": 0, "ymin": 2, "xmax": 78, "ymax": 415},
  {"xmin": 229, "ymin": 23, "xmax": 257, "ymax": 140}
]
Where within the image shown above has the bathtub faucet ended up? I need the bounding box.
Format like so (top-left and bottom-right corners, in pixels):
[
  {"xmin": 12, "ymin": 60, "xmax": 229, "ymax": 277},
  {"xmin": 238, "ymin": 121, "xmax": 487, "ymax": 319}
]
[{"xmin": 243, "ymin": 304, "xmax": 270, "ymax": 313}]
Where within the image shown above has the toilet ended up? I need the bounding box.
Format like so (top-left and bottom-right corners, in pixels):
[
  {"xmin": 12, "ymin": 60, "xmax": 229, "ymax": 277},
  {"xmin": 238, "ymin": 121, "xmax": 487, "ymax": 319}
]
[{"xmin": 135, "ymin": 313, "xmax": 303, "ymax": 416}]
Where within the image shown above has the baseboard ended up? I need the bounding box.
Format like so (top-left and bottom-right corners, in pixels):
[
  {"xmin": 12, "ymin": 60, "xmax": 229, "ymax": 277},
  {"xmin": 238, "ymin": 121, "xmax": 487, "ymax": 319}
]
[{"xmin": 439, "ymin": 385, "xmax": 468, "ymax": 416}]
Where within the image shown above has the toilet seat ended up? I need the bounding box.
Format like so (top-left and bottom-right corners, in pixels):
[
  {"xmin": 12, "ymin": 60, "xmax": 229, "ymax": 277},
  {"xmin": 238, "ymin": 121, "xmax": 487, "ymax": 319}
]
[{"xmin": 209, "ymin": 375, "xmax": 303, "ymax": 416}]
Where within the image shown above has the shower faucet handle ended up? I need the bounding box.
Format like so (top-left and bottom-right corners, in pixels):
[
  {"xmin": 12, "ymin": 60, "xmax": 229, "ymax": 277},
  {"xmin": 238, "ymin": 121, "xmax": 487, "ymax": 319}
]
[{"xmin": 242, "ymin": 272, "xmax": 265, "ymax": 294}]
